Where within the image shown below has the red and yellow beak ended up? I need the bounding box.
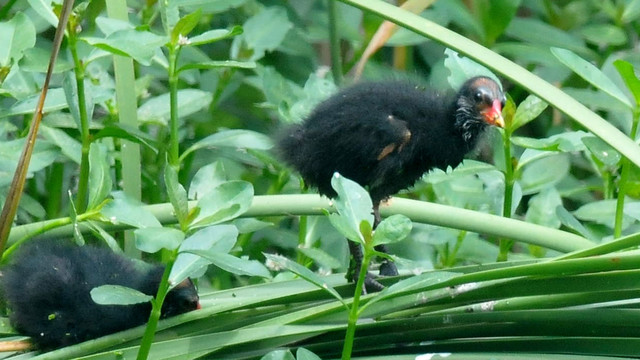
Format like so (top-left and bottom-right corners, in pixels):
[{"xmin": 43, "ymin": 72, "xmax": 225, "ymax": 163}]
[{"xmin": 482, "ymin": 99, "xmax": 505, "ymax": 128}]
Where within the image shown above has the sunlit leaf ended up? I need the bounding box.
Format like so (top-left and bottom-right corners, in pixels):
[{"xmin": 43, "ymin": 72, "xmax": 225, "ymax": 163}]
[
  {"xmin": 191, "ymin": 181, "xmax": 253, "ymax": 228},
  {"xmin": 134, "ymin": 227, "xmax": 184, "ymax": 253},
  {"xmin": 100, "ymin": 192, "xmax": 161, "ymax": 229},
  {"xmin": 170, "ymin": 225, "xmax": 238, "ymax": 287},
  {"xmin": 164, "ymin": 165, "xmax": 189, "ymax": 227},
  {"xmin": 551, "ymin": 47, "xmax": 633, "ymax": 109},
  {"xmin": 0, "ymin": 12, "xmax": 36, "ymax": 67},
  {"xmin": 511, "ymin": 95, "xmax": 548, "ymax": 131},
  {"xmin": 87, "ymin": 143, "xmax": 112, "ymax": 211},
  {"xmin": 90, "ymin": 285, "xmax": 153, "ymax": 305},
  {"xmin": 186, "ymin": 250, "xmax": 271, "ymax": 278},
  {"xmin": 372, "ymin": 214, "xmax": 412, "ymax": 246}
]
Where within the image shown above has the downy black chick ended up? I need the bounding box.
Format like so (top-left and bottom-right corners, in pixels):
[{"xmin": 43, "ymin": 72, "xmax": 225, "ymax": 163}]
[
  {"xmin": 278, "ymin": 76, "xmax": 505, "ymax": 291},
  {"xmin": 1, "ymin": 239, "xmax": 200, "ymax": 349}
]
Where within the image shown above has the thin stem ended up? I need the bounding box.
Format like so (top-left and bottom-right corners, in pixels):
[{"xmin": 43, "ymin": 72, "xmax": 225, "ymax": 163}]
[
  {"xmin": 137, "ymin": 253, "xmax": 175, "ymax": 360},
  {"xmin": 68, "ymin": 31, "xmax": 91, "ymax": 214},
  {"xmin": 167, "ymin": 45, "xmax": 180, "ymax": 168},
  {"xmin": 614, "ymin": 109, "xmax": 640, "ymax": 238},
  {"xmin": 498, "ymin": 129, "xmax": 514, "ymax": 261},
  {"xmin": 341, "ymin": 248, "xmax": 371, "ymax": 360},
  {"xmin": 297, "ymin": 215, "xmax": 308, "ymax": 264},
  {"xmin": 327, "ymin": 0, "xmax": 343, "ymax": 85},
  {"xmin": 45, "ymin": 163, "xmax": 65, "ymax": 218}
]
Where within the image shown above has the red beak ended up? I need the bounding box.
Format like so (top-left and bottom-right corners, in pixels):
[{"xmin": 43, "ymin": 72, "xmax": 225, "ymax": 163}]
[{"xmin": 482, "ymin": 99, "xmax": 505, "ymax": 128}]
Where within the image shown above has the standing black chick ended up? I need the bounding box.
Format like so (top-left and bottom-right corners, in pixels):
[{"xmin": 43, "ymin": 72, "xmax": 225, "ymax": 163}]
[
  {"xmin": 278, "ymin": 76, "xmax": 505, "ymax": 290},
  {"xmin": 1, "ymin": 239, "xmax": 200, "ymax": 350}
]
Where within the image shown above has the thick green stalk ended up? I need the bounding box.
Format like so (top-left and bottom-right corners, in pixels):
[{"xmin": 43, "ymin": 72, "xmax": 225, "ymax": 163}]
[
  {"xmin": 613, "ymin": 109, "xmax": 640, "ymax": 238},
  {"xmin": 137, "ymin": 253, "xmax": 174, "ymax": 360},
  {"xmin": 498, "ymin": 129, "xmax": 515, "ymax": 261},
  {"xmin": 9, "ymin": 195, "xmax": 595, "ymax": 253},
  {"xmin": 341, "ymin": 247, "xmax": 371, "ymax": 360},
  {"xmin": 167, "ymin": 45, "xmax": 181, "ymax": 168},
  {"xmin": 45, "ymin": 163, "xmax": 64, "ymax": 218},
  {"xmin": 327, "ymin": 0, "xmax": 343, "ymax": 85},
  {"xmin": 68, "ymin": 32, "xmax": 91, "ymax": 214},
  {"xmin": 106, "ymin": 0, "xmax": 143, "ymax": 257}
]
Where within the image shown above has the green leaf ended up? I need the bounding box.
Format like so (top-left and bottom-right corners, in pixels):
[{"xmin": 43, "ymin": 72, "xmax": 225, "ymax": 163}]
[
  {"xmin": 81, "ymin": 29, "xmax": 168, "ymax": 66},
  {"xmin": 263, "ymin": 253, "xmax": 344, "ymax": 304},
  {"xmin": 444, "ymin": 48, "xmax": 501, "ymax": 90},
  {"xmin": 298, "ymin": 247, "xmax": 341, "ymax": 269},
  {"xmin": 90, "ymin": 285, "xmax": 153, "ymax": 305},
  {"xmin": 296, "ymin": 348, "xmax": 322, "ymax": 360},
  {"xmin": 556, "ymin": 206, "xmax": 597, "ymax": 241},
  {"xmin": 171, "ymin": 9, "xmax": 202, "ymax": 45},
  {"xmin": 134, "ymin": 227, "xmax": 184, "ymax": 253},
  {"xmin": 511, "ymin": 95, "xmax": 548, "ymax": 132},
  {"xmin": 178, "ymin": 60, "xmax": 256, "ymax": 73},
  {"xmin": 551, "ymin": 47, "xmax": 633, "ymax": 109},
  {"xmin": 260, "ymin": 350, "xmax": 295, "ymax": 360},
  {"xmin": 26, "ymin": 0, "xmax": 58, "ymax": 27},
  {"xmin": 474, "ymin": 0, "xmax": 520, "ymax": 45},
  {"xmin": 3, "ymin": 88, "xmax": 68, "ymax": 118},
  {"xmin": 506, "ymin": 18, "xmax": 586, "ymax": 54},
  {"xmin": 170, "ymin": 225, "xmax": 238, "ymax": 287},
  {"xmin": 192, "ymin": 181, "xmax": 253, "ymax": 228},
  {"xmin": 188, "ymin": 26, "xmax": 243, "ymax": 46},
  {"xmin": 372, "ymin": 214, "xmax": 413, "ymax": 246},
  {"xmin": 93, "ymin": 123, "xmax": 159, "ymax": 154},
  {"xmin": 327, "ymin": 212, "xmax": 363, "ymax": 244},
  {"xmin": 87, "ymin": 143, "xmax": 112, "ymax": 211},
  {"xmin": 100, "ymin": 192, "xmax": 162, "ymax": 229},
  {"xmin": 185, "ymin": 250, "xmax": 271, "ymax": 279},
  {"xmin": 622, "ymin": 0, "xmax": 640, "ymax": 23},
  {"xmin": 583, "ymin": 136, "xmax": 621, "ymax": 168},
  {"xmin": 182, "ymin": 129, "xmax": 273, "ymax": 160},
  {"xmin": 230, "ymin": 6, "xmax": 293, "ymax": 61},
  {"xmin": 137, "ymin": 89, "xmax": 212, "ymax": 125},
  {"xmin": 580, "ymin": 24, "xmax": 627, "ymax": 46},
  {"xmin": 330, "ymin": 173, "xmax": 374, "ymax": 244},
  {"xmin": 524, "ymin": 187, "xmax": 563, "ymax": 229},
  {"xmin": 164, "ymin": 165, "xmax": 189, "ymax": 227},
  {"xmin": 518, "ymin": 153, "xmax": 570, "ymax": 195},
  {"xmin": 0, "ymin": 12, "xmax": 36, "ymax": 67},
  {"xmin": 613, "ymin": 59, "xmax": 640, "ymax": 106},
  {"xmin": 189, "ymin": 161, "xmax": 228, "ymax": 200},
  {"xmin": 40, "ymin": 125, "xmax": 82, "ymax": 164}
]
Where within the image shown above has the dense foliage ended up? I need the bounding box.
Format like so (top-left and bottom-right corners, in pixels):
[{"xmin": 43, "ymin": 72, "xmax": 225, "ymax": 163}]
[{"xmin": 1, "ymin": 0, "xmax": 640, "ymax": 359}]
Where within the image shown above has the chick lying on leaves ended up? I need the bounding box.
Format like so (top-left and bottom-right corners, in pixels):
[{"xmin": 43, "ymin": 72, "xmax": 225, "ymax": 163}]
[{"xmin": 1, "ymin": 239, "xmax": 199, "ymax": 350}]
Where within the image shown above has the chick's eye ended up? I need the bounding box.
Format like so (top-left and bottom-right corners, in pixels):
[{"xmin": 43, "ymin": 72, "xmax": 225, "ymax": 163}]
[{"xmin": 474, "ymin": 92, "xmax": 482, "ymax": 102}]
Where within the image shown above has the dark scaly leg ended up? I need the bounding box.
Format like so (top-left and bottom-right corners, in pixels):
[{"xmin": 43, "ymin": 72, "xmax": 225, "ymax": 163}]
[
  {"xmin": 373, "ymin": 201, "xmax": 398, "ymax": 277},
  {"xmin": 348, "ymin": 241, "xmax": 384, "ymax": 293}
]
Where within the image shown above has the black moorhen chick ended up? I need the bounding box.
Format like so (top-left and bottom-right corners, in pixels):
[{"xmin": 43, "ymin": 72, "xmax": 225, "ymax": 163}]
[
  {"xmin": 278, "ymin": 76, "xmax": 505, "ymax": 291},
  {"xmin": 1, "ymin": 239, "xmax": 200, "ymax": 349}
]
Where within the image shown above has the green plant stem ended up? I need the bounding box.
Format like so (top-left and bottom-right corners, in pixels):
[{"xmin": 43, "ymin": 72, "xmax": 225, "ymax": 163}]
[
  {"xmin": 167, "ymin": 45, "xmax": 181, "ymax": 168},
  {"xmin": 2, "ymin": 209, "xmax": 100, "ymax": 261},
  {"xmin": 68, "ymin": 31, "xmax": 91, "ymax": 214},
  {"xmin": 498, "ymin": 129, "xmax": 515, "ymax": 261},
  {"xmin": 9, "ymin": 195, "xmax": 596, "ymax": 253},
  {"xmin": 613, "ymin": 109, "xmax": 640, "ymax": 238},
  {"xmin": 341, "ymin": 248, "xmax": 371, "ymax": 360},
  {"xmin": 297, "ymin": 215, "xmax": 308, "ymax": 264},
  {"xmin": 137, "ymin": 253, "xmax": 175, "ymax": 360},
  {"xmin": 45, "ymin": 162, "xmax": 64, "ymax": 218},
  {"xmin": 327, "ymin": 0, "xmax": 343, "ymax": 85}
]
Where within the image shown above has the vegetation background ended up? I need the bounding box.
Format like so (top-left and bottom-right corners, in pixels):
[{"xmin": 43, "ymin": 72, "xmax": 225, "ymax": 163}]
[{"xmin": 1, "ymin": 0, "xmax": 640, "ymax": 359}]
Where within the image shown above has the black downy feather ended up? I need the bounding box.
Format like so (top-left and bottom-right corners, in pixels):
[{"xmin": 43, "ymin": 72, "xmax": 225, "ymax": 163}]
[{"xmin": 1, "ymin": 239, "xmax": 199, "ymax": 349}]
